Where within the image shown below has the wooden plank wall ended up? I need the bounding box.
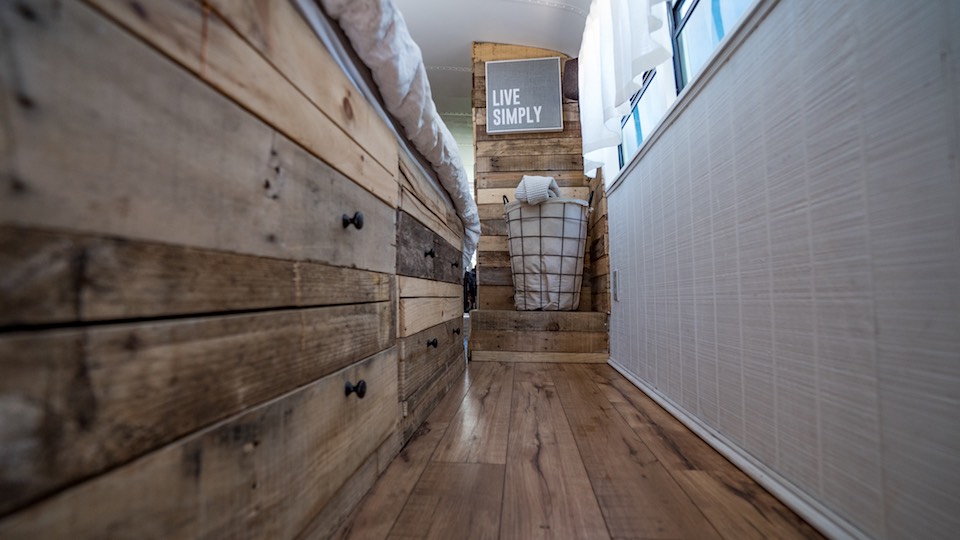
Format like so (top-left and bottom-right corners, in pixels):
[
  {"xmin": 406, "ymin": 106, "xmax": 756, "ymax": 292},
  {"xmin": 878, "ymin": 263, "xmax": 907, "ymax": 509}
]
[
  {"xmin": 472, "ymin": 42, "xmax": 609, "ymax": 313},
  {"xmin": 588, "ymin": 171, "xmax": 611, "ymax": 313},
  {"xmin": 0, "ymin": 1, "xmax": 467, "ymax": 537}
]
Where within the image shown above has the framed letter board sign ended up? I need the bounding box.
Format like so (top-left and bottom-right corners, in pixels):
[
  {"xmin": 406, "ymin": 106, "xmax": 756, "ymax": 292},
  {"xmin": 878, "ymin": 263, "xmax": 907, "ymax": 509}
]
[{"xmin": 485, "ymin": 57, "xmax": 563, "ymax": 134}]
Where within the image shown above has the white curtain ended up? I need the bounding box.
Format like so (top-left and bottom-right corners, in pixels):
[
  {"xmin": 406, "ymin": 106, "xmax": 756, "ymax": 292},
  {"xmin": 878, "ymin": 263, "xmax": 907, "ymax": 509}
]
[{"xmin": 579, "ymin": 0, "xmax": 672, "ymax": 177}]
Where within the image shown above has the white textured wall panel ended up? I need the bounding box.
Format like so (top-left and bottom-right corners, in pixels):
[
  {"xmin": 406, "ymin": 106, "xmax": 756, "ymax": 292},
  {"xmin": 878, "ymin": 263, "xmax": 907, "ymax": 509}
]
[{"xmin": 607, "ymin": 0, "xmax": 960, "ymax": 538}]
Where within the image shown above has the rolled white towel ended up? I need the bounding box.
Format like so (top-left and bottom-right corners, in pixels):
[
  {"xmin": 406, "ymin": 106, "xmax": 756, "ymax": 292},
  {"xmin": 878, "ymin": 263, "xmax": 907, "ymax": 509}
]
[{"xmin": 515, "ymin": 175, "xmax": 561, "ymax": 205}]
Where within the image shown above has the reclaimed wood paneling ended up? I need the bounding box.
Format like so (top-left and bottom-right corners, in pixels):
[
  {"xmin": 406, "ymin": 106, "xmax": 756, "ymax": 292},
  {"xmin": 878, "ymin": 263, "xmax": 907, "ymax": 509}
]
[
  {"xmin": 203, "ymin": 0, "xmax": 396, "ymax": 172},
  {"xmin": 398, "ymin": 317, "xmax": 465, "ymax": 400},
  {"xmin": 476, "ymin": 154, "xmax": 583, "ymax": 173},
  {"xmin": 399, "ymin": 297, "xmax": 463, "ymax": 338},
  {"xmin": 478, "ymin": 186, "xmax": 590, "ymax": 205},
  {"xmin": 470, "ymin": 351, "xmax": 608, "ymax": 363},
  {"xmin": 0, "ymin": 302, "xmax": 394, "ymax": 514},
  {"xmin": 88, "ymin": 0, "xmax": 398, "ymax": 205},
  {"xmin": 0, "ymin": 348, "xmax": 398, "ymax": 538},
  {"xmin": 477, "ymin": 170, "xmax": 588, "ymax": 189},
  {"xmin": 396, "ymin": 212, "xmax": 463, "ymax": 284},
  {"xmin": 470, "ymin": 310, "xmax": 608, "ymax": 333},
  {"xmin": 0, "ymin": 227, "xmax": 392, "ymax": 326},
  {"xmin": 0, "ymin": 1, "xmax": 396, "ymax": 272},
  {"xmin": 400, "ymin": 348, "xmax": 466, "ymax": 442}
]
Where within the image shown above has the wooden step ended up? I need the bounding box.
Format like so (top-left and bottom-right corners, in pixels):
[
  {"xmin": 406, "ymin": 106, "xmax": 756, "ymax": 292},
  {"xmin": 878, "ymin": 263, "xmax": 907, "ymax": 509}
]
[{"xmin": 468, "ymin": 310, "xmax": 608, "ymax": 362}]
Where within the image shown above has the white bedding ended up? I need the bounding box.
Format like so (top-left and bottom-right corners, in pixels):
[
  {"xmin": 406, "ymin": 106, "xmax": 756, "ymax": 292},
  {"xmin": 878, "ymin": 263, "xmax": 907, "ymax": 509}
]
[{"xmin": 318, "ymin": 0, "xmax": 480, "ymax": 269}]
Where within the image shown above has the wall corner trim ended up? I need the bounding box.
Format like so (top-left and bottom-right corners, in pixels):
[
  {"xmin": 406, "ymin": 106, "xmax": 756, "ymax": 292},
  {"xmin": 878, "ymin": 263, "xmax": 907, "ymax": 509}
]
[{"xmin": 607, "ymin": 358, "xmax": 872, "ymax": 540}]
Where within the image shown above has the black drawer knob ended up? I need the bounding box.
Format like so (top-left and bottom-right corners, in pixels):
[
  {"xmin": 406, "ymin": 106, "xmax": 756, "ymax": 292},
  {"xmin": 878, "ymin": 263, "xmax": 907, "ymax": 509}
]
[
  {"xmin": 452, "ymin": 260, "xmax": 460, "ymax": 268},
  {"xmin": 342, "ymin": 211, "xmax": 364, "ymax": 230},
  {"xmin": 427, "ymin": 338, "xmax": 439, "ymax": 348},
  {"xmin": 424, "ymin": 247, "xmax": 436, "ymax": 258},
  {"xmin": 344, "ymin": 380, "xmax": 367, "ymax": 399},
  {"xmin": 453, "ymin": 328, "xmax": 461, "ymax": 335}
]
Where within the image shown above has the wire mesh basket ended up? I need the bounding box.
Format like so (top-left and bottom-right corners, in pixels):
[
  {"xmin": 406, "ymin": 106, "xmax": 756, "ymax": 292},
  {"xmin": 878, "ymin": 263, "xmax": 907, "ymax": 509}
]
[{"xmin": 504, "ymin": 196, "xmax": 591, "ymax": 311}]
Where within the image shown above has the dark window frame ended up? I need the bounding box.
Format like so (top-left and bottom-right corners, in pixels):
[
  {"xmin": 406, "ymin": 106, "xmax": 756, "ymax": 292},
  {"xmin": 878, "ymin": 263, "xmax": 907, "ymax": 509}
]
[{"xmin": 617, "ymin": 68, "xmax": 658, "ymax": 167}]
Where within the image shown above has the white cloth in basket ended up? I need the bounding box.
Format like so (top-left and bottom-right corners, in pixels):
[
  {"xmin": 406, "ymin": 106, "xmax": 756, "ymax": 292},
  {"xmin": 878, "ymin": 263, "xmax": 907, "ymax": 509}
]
[{"xmin": 515, "ymin": 175, "xmax": 561, "ymax": 205}]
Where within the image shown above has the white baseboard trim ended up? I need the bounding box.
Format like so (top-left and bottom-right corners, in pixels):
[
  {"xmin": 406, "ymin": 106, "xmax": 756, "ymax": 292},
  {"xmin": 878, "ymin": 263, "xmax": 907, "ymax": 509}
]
[{"xmin": 607, "ymin": 359, "xmax": 871, "ymax": 540}]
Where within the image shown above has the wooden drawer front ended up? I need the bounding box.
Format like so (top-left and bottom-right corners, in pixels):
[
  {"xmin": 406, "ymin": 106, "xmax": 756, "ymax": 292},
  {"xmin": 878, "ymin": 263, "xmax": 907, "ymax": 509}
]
[
  {"xmin": 0, "ymin": 302, "xmax": 394, "ymax": 515},
  {"xmin": 397, "ymin": 212, "xmax": 463, "ymax": 284},
  {"xmin": 401, "ymin": 345, "xmax": 466, "ymax": 442},
  {"xmin": 0, "ymin": 348, "xmax": 398, "ymax": 539},
  {"xmin": 0, "ymin": 227, "xmax": 394, "ymax": 326},
  {"xmin": 0, "ymin": 1, "xmax": 395, "ymax": 274},
  {"xmin": 399, "ymin": 317, "xmax": 465, "ymax": 400}
]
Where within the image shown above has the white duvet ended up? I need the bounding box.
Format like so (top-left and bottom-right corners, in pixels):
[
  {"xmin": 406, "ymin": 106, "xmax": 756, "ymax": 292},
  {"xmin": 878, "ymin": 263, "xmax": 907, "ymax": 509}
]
[{"xmin": 318, "ymin": 0, "xmax": 480, "ymax": 269}]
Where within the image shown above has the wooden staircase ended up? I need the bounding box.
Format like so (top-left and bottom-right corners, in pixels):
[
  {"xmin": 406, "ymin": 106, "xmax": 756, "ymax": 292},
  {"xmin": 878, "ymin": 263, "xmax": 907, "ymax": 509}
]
[{"xmin": 468, "ymin": 310, "xmax": 609, "ymax": 363}]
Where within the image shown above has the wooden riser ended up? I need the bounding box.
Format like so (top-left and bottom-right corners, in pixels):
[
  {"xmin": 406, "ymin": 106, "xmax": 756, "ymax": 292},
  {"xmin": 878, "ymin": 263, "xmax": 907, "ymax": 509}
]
[{"xmin": 468, "ymin": 310, "xmax": 609, "ymax": 361}]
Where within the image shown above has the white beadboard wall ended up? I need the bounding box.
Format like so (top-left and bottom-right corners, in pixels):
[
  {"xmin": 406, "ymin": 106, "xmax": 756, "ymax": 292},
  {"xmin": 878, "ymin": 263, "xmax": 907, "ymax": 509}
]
[{"xmin": 607, "ymin": 0, "xmax": 960, "ymax": 538}]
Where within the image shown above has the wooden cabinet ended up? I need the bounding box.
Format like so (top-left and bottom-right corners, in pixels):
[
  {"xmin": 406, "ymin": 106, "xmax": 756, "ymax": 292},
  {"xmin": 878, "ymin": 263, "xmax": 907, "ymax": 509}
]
[{"xmin": 0, "ymin": 1, "xmax": 462, "ymax": 537}]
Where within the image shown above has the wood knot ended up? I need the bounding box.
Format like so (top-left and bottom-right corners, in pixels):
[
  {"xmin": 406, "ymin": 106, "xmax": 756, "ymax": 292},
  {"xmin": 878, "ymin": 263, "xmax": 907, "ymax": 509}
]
[
  {"xmin": 342, "ymin": 96, "xmax": 354, "ymax": 120},
  {"xmin": 16, "ymin": 2, "xmax": 38, "ymax": 22},
  {"xmin": 16, "ymin": 93, "xmax": 35, "ymax": 110},
  {"xmin": 129, "ymin": 0, "xmax": 148, "ymax": 20},
  {"xmin": 9, "ymin": 176, "xmax": 27, "ymax": 194}
]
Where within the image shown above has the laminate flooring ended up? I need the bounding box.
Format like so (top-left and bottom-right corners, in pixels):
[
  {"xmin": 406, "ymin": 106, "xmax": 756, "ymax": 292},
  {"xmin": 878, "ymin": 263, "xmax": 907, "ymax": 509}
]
[{"xmin": 336, "ymin": 362, "xmax": 824, "ymax": 539}]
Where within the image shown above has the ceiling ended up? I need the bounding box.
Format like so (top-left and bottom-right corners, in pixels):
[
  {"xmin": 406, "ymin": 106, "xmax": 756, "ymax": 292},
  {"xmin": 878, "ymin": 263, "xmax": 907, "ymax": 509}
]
[{"xmin": 395, "ymin": 0, "xmax": 591, "ymax": 117}]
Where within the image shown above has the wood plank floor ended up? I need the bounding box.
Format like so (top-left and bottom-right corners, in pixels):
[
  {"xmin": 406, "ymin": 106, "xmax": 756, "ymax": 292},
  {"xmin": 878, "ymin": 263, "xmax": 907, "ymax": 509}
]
[{"xmin": 336, "ymin": 362, "xmax": 824, "ymax": 540}]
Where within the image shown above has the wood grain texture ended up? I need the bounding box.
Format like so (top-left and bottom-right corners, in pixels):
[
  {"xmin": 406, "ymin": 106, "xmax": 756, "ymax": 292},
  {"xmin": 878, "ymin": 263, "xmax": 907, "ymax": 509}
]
[
  {"xmin": 477, "ymin": 266, "xmax": 514, "ymax": 286},
  {"xmin": 477, "ymin": 187, "xmax": 590, "ymax": 205},
  {"xmin": 355, "ymin": 361, "xmax": 822, "ymax": 538},
  {"xmin": 0, "ymin": 302, "xmax": 394, "ymax": 514},
  {"xmin": 398, "ymin": 276, "xmax": 462, "ymax": 299},
  {"xmin": 401, "ymin": 186, "xmax": 463, "ymax": 250},
  {"xmin": 481, "ymin": 218, "xmax": 508, "ymax": 236},
  {"xmin": 399, "ymin": 153, "xmax": 464, "ymax": 239},
  {"xmin": 0, "ymin": 226, "xmax": 393, "ymax": 326},
  {"xmin": 0, "ymin": 347, "xmax": 399, "ymax": 539},
  {"xmin": 399, "ymin": 296, "xmax": 462, "ymax": 337},
  {"xmin": 500, "ymin": 363, "xmax": 608, "ymax": 540},
  {"xmin": 433, "ymin": 362, "xmax": 514, "ymax": 464},
  {"xmin": 590, "ymin": 366, "xmax": 822, "ymax": 539},
  {"xmin": 470, "ymin": 310, "xmax": 608, "ymax": 333},
  {"xmin": 474, "ymin": 122, "xmax": 582, "ymax": 142},
  {"xmin": 397, "ymin": 212, "xmax": 463, "ymax": 284},
  {"xmin": 0, "ymin": 1, "xmax": 396, "ymax": 271},
  {"xmin": 203, "ymin": 0, "xmax": 397, "ymax": 173},
  {"xmin": 478, "ymin": 285, "xmax": 593, "ymax": 312},
  {"xmin": 87, "ymin": 0, "xmax": 398, "ymax": 205},
  {"xmin": 388, "ymin": 462, "xmax": 504, "ymax": 540},
  {"xmin": 477, "ymin": 171, "xmax": 588, "ymax": 190},
  {"xmin": 478, "ymin": 203, "xmax": 511, "ymax": 221},
  {"xmin": 336, "ymin": 416, "xmax": 448, "ymax": 540},
  {"xmin": 476, "ymin": 155, "xmax": 584, "ymax": 174},
  {"xmin": 295, "ymin": 451, "xmax": 379, "ymax": 540},
  {"xmin": 335, "ymin": 362, "xmax": 489, "ymax": 539},
  {"xmin": 468, "ymin": 330, "xmax": 608, "ymax": 354},
  {"xmin": 478, "ymin": 235, "xmax": 508, "ymax": 252},
  {"xmin": 399, "ymin": 317, "xmax": 465, "ymax": 400},
  {"xmin": 400, "ymin": 349, "xmax": 466, "ymax": 443},
  {"xmin": 470, "ymin": 352, "xmax": 608, "ymax": 363},
  {"xmin": 473, "ymin": 41, "xmax": 570, "ymax": 63},
  {"xmin": 475, "ymin": 138, "xmax": 583, "ymax": 158},
  {"xmin": 478, "ymin": 250, "xmax": 512, "ymax": 268},
  {"xmin": 552, "ymin": 363, "xmax": 722, "ymax": 539}
]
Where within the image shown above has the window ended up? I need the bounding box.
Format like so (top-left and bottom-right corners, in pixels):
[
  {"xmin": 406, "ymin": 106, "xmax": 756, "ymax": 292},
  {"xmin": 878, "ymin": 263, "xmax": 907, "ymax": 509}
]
[
  {"xmin": 616, "ymin": 0, "xmax": 753, "ymax": 170},
  {"xmin": 671, "ymin": 0, "xmax": 753, "ymax": 91}
]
